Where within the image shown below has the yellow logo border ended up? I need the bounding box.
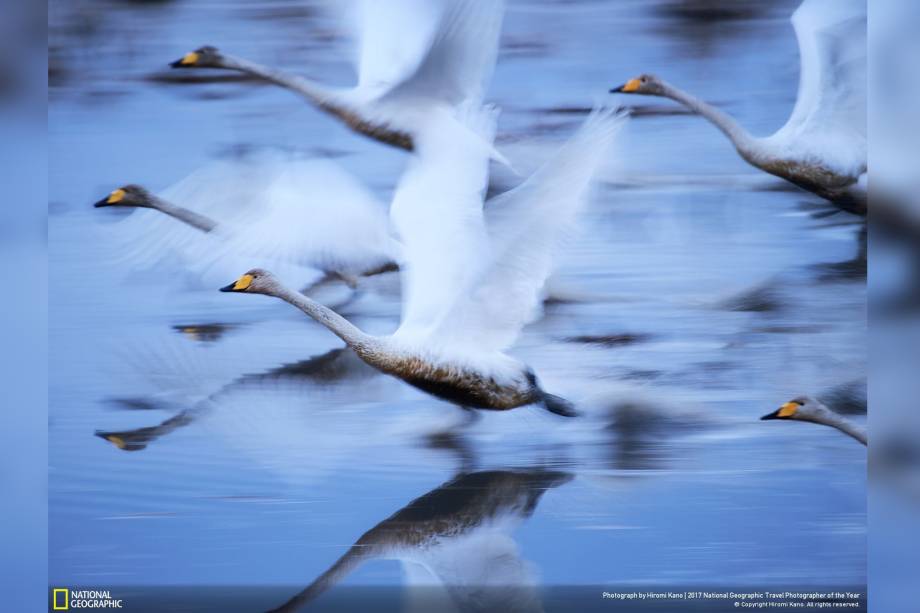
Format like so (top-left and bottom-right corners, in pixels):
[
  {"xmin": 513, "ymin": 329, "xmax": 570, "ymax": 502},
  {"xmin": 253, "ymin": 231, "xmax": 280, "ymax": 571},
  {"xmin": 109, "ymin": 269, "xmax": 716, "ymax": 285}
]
[{"xmin": 52, "ymin": 588, "xmax": 69, "ymax": 610}]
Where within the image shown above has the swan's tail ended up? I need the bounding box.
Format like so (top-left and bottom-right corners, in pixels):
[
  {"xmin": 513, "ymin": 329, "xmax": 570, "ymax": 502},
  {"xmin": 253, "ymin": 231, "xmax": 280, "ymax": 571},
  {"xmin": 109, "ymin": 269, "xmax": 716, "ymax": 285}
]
[{"xmin": 540, "ymin": 392, "xmax": 579, "ymax": 417}]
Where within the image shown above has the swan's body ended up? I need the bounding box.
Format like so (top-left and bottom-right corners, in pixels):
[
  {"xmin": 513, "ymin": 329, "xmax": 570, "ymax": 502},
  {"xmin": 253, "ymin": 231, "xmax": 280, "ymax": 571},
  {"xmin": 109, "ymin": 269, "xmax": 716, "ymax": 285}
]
[
  {"xmin": 170, "ymin": 0, "xmax": 505, "ymax": 160},
  {"xmin": 761, "ymin": 396, "xmax": 867, "ymax": 445},
  {"xmin": 95, "ymin": 154, "xmax": 400, "ymax": 288},
  {"xmin": 221, "ymin": 108, "xmax": 626, "ymax": 413},
  {"xmin": 220, "ymin": 271, "xmax": 565, "ymax": 413},
  {"xmin": 612, "ymin": 0, "xmax": 866, "ymax": 214},
  {"xmin": 268, "ymin": 469, "xmax": 570, "ymax": 613}
]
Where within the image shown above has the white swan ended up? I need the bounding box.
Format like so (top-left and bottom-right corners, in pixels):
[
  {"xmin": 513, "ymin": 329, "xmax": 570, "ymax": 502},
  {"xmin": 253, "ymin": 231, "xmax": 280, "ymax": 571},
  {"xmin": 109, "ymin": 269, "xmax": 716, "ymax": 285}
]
[
  {"xmin": 761, "ymin": 396, "xmax": 867, "ymax": 445},
  {"xmin": 266, "ymin": 469, "xmax": 570, "ymax": 613},
  {"xmin": 611, "ymin": 0, "xmax": 866, "ymax": 214},
  {"xmin": 94, "ymin": 152, "xmax": 400, "ymax": 289},
  {"xmin": 170, "ymin": 0, "xmax": 506, "ymax": 161},
  {"xmin": 220, "ymin": 107, "xmax": 627, "ymax": 414}
]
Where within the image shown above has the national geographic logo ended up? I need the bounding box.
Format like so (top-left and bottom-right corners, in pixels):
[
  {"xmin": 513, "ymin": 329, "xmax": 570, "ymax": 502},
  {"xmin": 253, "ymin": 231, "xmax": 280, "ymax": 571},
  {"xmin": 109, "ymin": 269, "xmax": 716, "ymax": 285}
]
[{"xmin": 51, "ymin": 588, "xmax": 124, "ymax": 610}]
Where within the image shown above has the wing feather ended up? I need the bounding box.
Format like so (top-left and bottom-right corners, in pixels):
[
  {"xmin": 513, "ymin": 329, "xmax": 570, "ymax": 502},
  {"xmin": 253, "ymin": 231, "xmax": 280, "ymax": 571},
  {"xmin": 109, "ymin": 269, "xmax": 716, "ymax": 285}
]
[
  {"xmin": 110, "ymin": 151, "xmax": 396, "ymax": 285},
  {"xmin": 779, "ymin": 0, "xmax": 866, "ymax": 152},
  {"xmin": 348, "ymin": 0, "xmax": 444, "ymax": 95},
  {"xmin": 213, "ymin": 157, "xmax": 397, "ymax": 276},
  {"xmin": 431, "ymin": 108, "xmax": 628, "ymax": 353},
  {"xmin": 390, "ymin": 105, "xmax": 499, "ymax": 345},
  {"xmin": 379, "ymin": 0, "xmax": 505, "ymax": 106},
  {"xmin": 343, "ymin": 0, "xmax": 503, "ymax": 109}
]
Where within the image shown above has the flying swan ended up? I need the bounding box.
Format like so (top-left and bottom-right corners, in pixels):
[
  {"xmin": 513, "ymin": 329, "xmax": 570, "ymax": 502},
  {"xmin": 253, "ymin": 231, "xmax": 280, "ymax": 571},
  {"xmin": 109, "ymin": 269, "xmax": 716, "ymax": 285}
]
[
  {"xmin": 94, "ymin": 153, "xmax": 400, "ymax": 290},
  {"xmin": 761, "ymin": 396, "xmax": 867, "ymax": 445},
  {"xmin": 611, "ymin": 0, "xmax": 866, "ymax": 214},
  {"xmin": 170, "ymin": 0, "xmax": 507, "ymax": 162},
  {"xmin": 220, "ymin": 107, "xmax": 627, "ymax": 415}
]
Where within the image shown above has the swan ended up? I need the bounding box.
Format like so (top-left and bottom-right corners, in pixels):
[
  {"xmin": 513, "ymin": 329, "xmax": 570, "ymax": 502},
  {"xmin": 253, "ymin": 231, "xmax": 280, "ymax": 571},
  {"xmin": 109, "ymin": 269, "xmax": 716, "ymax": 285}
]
[
  {"xmin": 266, "ymin": 469, "xmax": 571, "ymax": 613},
  {"xmin": 220, "ymin": 107, "xmax": 627, "ymax": 414},
  {"xmin": 169, "ymin": 0, "xmax": 506, "ymax": 161},
  {"xmin": 761, "ymin": 396, "xmax": 866, "ymax": 445},
  {"xmin": 93, "ymin": 154, "xmax": 400, "ymax": 290},
  {"xmin": 611, "ymin": 0, "xmax": 866, "ymax": 215}
]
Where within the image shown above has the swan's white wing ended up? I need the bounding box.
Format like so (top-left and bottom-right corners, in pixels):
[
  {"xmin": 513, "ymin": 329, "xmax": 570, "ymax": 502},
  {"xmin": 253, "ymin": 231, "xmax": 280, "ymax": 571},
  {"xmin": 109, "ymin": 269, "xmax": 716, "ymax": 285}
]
[
  {"xmin": 378, "ymin": 0, "xmax": 504, "ymax": 106},
  {"xmin": 778, "ymin": 0, "xmax": 866, "ymax": 151},
  {"xmin": 112, "ymin": 152, "xmax": 396, "ymax": 282},
  {"xmin": 212, "ymin": 157, "xmax": 398, "ymax": 276},
  {"xmin": 345, "ymin": 0, "xmax": 503, "ymax": 108},
  {"xmin": 347, "ymin": 0, "xmax": 444, "ymax": 95},
  {"xmin": 430, "ymin": 108, "xmax": 627, "ymax": 353},
  {"xmin": 390, "ymin": 106, "xmax": 497, "ymax": 345},
  {"xmin": 110, "ymin": 155, "xmax": 282, "ymax": 274}
]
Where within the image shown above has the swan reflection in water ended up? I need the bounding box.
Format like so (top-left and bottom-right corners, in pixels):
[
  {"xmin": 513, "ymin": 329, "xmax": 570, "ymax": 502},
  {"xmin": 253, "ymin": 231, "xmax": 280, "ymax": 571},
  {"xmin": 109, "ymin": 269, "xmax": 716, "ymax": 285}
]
[
  {"xmin": 95, "ymin": 346, "xmax": 377, "ymax": 452},
  {"xmin": 268, "ymin": 469, "xmax": 572, "ymax": 613}
]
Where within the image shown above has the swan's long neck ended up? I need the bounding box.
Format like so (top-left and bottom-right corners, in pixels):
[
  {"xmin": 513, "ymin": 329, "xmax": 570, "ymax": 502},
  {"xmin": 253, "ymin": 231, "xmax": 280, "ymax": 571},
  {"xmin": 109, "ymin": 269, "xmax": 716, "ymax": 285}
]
[
  {"xmin": 218, "ymin": 55, "xmax": 341, "ymax": 114},
  {"xmin": 217, "ymin": 54, "xmax": 414, "ymax": 151},
  {"xmin": 818, "ymin": 413, "xmax": 868, "ymax": 446},
  {"xmin": 148, "ymin": 195, "xmax": 217, "ymax": 233},
  {"xmin": 274, "ymin": 285, "xmax": 378, "ymax": 352},
  {"xmin": 660, "ymin": 82, "xmax": 759, "ymax": 160}
]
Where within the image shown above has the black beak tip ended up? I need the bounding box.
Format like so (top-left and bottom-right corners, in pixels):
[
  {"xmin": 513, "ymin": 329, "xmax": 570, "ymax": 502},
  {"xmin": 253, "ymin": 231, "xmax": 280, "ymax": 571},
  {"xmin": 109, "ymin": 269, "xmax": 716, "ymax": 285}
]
[
  {"xmin": 610, "ymin": 86, "xmax": 624, "ymax": 93},
  {"xmin": 219, "ymin": 283, "xmax": 236, "ymax": 293},
  {"xmin": 93, "ymin": 198, "xmax": 109, "ymax": 208},
  {"xmin": 761, "ymin": 412, "xmax": 778, "ymax": 421},
  {"xmin": 169, "ymin": 59, "xmax": 186, "ymax": 68}
]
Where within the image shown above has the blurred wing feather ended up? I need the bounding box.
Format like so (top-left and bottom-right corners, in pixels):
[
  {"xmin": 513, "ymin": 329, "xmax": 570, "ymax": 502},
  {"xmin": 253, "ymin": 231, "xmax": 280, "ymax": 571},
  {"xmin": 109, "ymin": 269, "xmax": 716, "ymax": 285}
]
[
  {"xmin": 348, "ymin": 0, "xmax": 444, "ymax": 95},
  {"xmin": 113, "ymin": 152, "xmax": 395, "ymax": 282},
  {"xmin": 432, "ymin": 108, "xmax": 627, "ymax": 353},
  {"xmin": 379, "ymin": 0, "xmax": 505, "ymax": 106},
  {"xmin": 214, "ymin": 157, "xmax": 397, "ymax": 275},
  {"xmin": 391, "ymin": 106, "xmax": 499, "ymax": 344},
  {"xmin": 780, "ymin": 0, "xmax": 866, "ymax": 145}
]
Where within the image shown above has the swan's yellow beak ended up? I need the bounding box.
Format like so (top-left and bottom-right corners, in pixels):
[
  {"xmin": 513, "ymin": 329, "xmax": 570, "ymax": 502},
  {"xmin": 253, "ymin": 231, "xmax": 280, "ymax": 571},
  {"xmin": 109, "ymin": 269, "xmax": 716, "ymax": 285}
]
[
  {"xmin": 761, "ymin": 401, "xmax": 799, "ymax": 420},
  {"xmin": 171, "ymin": 52, "xmax": 199, "ymax": 68},
  {"xmin": 220, "ymin": 274, "xmax": 253, "ymax": 293},
  {"xmin": 611, "ymin": 78, "xmax": 641, "ymax": 93},
  {"xmin": 94, "ymin": 188, "xmax": 125, "ymax": 208}
]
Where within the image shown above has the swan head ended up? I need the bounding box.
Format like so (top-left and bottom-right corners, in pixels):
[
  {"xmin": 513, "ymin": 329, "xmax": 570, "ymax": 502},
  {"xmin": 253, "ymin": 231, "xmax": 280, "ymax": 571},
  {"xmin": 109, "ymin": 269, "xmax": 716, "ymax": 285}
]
[
  {"xmin": 170, "ymin": 45, "xmax": 224, "ymax": 69},
  {"xmin": 761, "ymin": 396, "xmax": 830, "ymax": 424},
  {"xmin": 610, "ymin": 74, "xmax": 665, "ymax": 96},
  {"xmin": 220, "ymin": 268, "xmax": 279, "ymax": 295},
  {"xmin": 93, "ymin": 184, "xmax": 154, "ymax": 208}
]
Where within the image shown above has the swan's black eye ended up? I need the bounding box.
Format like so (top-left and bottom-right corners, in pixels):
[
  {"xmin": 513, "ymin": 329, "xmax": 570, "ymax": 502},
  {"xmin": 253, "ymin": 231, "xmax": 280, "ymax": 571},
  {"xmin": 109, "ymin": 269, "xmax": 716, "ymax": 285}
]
[{"xmin": 641, "ymin": 77, "xmax": 647, "ymax": 83}]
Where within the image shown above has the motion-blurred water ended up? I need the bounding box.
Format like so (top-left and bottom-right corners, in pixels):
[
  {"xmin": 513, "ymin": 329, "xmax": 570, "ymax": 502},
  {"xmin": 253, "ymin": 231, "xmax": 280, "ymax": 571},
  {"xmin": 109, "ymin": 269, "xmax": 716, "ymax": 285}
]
[{"xmin": 49, "ymin": 1, "xmax": 866, "ymax": 611}]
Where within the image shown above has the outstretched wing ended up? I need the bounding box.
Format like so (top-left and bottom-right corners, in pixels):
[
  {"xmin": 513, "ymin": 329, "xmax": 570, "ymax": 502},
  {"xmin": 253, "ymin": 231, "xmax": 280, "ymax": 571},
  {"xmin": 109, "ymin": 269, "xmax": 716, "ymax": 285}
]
[
  {"xmin": 779, "ymin": 0, "xmax": 866, "ymax": 147},
  {"xmin": 347, "ymin": 0, "xmax": 443, "ymax": 94},
  {"xmin": 111, "ymin": 151, "xmax": 396, "ymax": 282},
  {"xmin": 430, "ymin": 108, "xmax": 628, "ymax": 354},
  {"xmin": 390, "ymin": 105, "xmax": 498, "ymax": 347},
  {"xmin": 213, "ymin": 156, "xmax": 398, "ymax": 276},
  {"xmin": 346, "ymin": 0, "xmax": 504, "ymax": 107},
  {"xmin": 109, "ymin": 155, "xmax": 280, "ymax": 276}
]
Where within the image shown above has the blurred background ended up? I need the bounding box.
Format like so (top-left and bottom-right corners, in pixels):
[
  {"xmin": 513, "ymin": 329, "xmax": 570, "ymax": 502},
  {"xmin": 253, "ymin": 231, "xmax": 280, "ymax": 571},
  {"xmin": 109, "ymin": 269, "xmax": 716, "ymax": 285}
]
[
  {"xmin": 0, "ymin": 1, "xmax": 48, "ymax": 612},
  {"xmin": 3, "ymin": 0, "xmax": 918, "ymax": 611}
]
